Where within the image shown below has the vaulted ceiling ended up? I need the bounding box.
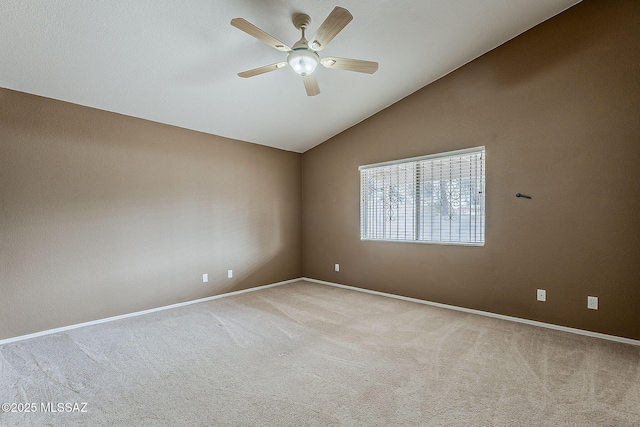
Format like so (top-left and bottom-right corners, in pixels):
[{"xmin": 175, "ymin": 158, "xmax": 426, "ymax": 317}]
[{"xmin": 1, "ymin": 0, "xmax": 580, "ymax": 152}]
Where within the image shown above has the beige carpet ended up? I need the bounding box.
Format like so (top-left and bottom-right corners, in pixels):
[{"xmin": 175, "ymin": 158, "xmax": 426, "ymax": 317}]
[{"xmin": 1, "ymin": 280, "xmax": 639, "ymax": 426}]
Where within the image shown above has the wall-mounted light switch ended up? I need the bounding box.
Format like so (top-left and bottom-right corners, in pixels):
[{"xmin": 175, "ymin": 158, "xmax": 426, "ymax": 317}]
[
  {"xmin": 202, "ymin": 273, "xmax": 208, "ymax": 283},
  {"xmin": 335, "ymin": 264, "xmax": 340, "ymax": 272},
  {"xmin": 227, "ymin": 270, "xmax": 233, "ymax": 279}
]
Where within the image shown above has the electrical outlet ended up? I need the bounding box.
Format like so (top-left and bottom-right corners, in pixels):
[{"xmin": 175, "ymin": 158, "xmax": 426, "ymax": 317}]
[
  {"xmin": 335, "ymin": 263, "xmax": 340, "ymax": 272},
  {"xmin": 537, "ymin": 289, "xmax": 546, "ymax": 302},
  {"xmin": 587, "ymin": 296, "xmax": 598, "ymax": 310},
  {"xmin": 202, "ymin": 273, "xmax": 208, "ymax": 283},
  {"xmin": 227, "ymin": 269, "xmax": 233, "ymax": 279}
]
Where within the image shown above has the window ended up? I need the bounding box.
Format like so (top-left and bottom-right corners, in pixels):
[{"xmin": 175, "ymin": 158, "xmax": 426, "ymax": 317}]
[{"xmin": 359, "ymin": 146, "xmax": 485, "ymax": 245}]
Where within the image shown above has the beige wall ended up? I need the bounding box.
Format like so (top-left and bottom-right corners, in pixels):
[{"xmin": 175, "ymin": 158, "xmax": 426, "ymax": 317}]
[
  {"xmin": 302, "ymin": 0, "xmax": 640, "ymax": 340},
  {"xmin": 1, "ymin": 89, "xmax": 302, "ymax": 340}
]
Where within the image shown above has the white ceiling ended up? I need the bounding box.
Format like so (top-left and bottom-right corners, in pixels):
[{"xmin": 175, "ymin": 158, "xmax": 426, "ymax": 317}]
[{"xmin": 1, "ymin": 0, "xmax": 580, "ymax": 153}]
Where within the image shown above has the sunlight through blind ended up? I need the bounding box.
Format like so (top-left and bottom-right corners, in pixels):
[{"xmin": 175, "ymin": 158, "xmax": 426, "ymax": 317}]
[{"xmin": 360, "ymin": 147, "xmax": 485, "ymax": 245}]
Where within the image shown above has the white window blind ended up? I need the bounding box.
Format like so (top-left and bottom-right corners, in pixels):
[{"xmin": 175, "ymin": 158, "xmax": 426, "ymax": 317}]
[{"xmin": 359, "ymin": 147, "xmax": 485, "ymax": 245}]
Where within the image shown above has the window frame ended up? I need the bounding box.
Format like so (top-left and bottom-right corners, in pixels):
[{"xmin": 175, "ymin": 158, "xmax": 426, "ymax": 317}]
[{"xmin": 359, "ymin": 146, "xmax": 486, "ymax": 246}]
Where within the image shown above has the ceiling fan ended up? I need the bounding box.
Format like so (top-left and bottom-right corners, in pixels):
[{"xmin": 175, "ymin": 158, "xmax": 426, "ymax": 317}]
[{"xmin": 231, "ymin": 6, "xmax": 378, "ymax": 96}]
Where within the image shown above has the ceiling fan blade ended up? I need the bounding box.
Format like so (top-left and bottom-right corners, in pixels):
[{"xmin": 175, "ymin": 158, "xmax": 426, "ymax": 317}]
[
  {"xmin": 231, "ymin": 18, "xmax": 291, "ymax": 52},
  {"xmin": 321, "ymin": 57, "xmax": 378, "ymax": 74},
  {"xmin": 308, "ymin": 7, "xmax": 353, "ymax": 51},
  {"xmin": 238, "ymin": 62, "xmax": 288, "ymax": 78},
  {"xmin": 303, "ymin": 75, "xmax": 320, "ymax": 96}
]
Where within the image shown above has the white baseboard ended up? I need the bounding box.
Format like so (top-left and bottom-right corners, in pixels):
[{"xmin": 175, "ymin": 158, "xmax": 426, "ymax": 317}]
[
  {"xmin": 4, "ymin": 276, "xmax": 638, "ymax": 348},
  {"xmin": 0, "ymin": 278, "xmax": 299, "ymax": 346},
  {"xmin": 302, "ymin": 277, "xmax": 640, "ymax": 347}
]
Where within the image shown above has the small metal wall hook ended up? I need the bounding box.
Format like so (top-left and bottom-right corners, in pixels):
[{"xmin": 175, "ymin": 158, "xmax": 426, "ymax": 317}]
[{"xmin": 516, "ymin": 193, "xmax": 531, "ymax": 199}]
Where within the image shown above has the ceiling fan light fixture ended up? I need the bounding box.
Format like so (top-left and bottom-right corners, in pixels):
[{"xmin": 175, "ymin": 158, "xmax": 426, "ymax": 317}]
[{"xmin": 287, "ymin": 49, "xmax": 319, "ymax": 76}]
